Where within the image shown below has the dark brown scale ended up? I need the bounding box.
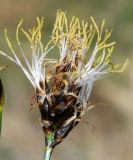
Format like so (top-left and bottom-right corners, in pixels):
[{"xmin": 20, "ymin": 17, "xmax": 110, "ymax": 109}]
[
  {"xmin": 64, "ymin": 94, "xmax": 77, "ymax": 106},
  {"xmin": 76, "ymin": 103, "xmax": 83, "ymax": 111},
  {"xmin": 73, "ymin": 87, "xmax": 81, "ymax": 95},
  {"xmin": 38, "ymin": 97, "xmax": 51, "ymax": 120},
  {"xmin": 53, "ymin": 115, "xmax": 81, "ymax": 147},
  {"xmin": 53, "ymin": 105, "xmax": 75, "ymax": 127},
  {"xmin": 67, "ymin": 83, "xmax": 81, "ymax": 94},
  {"xmin": 53, "ymin": 122, "xmax": 74, "ymax": 145},
  {"xmin": 36, "ymin": 59, "xmax": 84, "ymax": 148},
  {"xmin": 53, "ymin": 104, "xmax": 68, "ymax": 116},
  {"xmin": 52, "ymin": 91, "xmax": 64, "ymax": 106},
  {"xmin": 65, "ymin": 63, "xmax": 72, "ymax": 72}
]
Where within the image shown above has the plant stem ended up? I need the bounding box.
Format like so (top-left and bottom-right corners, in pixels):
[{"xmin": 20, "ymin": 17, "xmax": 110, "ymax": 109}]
[
  {"xmin": 43, "ymin": 133, "xmax": 54, "ymax": 160},
  {"xmin": 43, "ymin": 146, "xmax": 53, "ymax": 160}
]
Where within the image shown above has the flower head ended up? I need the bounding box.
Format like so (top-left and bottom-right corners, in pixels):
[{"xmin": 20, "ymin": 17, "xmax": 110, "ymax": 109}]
[{"xmin": 0, "ymin": 11, "xmax": 128, "ymax": 153}]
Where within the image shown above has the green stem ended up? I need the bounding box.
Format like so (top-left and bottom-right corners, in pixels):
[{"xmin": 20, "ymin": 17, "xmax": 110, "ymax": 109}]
[
  {"xmin": 43, "ymin": 133, "xmax": 54, "ymax": 160},
  {"xmin": 43, "ymin": 146, "xmax": 53, "ymax": 160}
]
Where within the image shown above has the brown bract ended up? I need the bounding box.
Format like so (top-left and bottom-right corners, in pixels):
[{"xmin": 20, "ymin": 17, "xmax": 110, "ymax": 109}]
[{"xmin": 37, "ymin": 58, "xmax": 82, "ymax": 147}]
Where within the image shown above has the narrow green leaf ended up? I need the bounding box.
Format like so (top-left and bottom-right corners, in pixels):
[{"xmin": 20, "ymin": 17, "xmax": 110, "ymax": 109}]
[{"xmin": 0, "ymin": 79, "xmax": 4, "ymax": 137}]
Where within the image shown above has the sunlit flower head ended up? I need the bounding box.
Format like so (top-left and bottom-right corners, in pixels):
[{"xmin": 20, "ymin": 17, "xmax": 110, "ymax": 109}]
[{"xmin": 0, "ymin": 11, "xmax": 128, "ymax": 150}]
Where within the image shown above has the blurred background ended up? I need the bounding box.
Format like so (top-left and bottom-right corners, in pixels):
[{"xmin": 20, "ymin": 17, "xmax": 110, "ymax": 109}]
[{"xmin": 0, "ymin": 0, "xmax": 132, "ymax": 160}]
